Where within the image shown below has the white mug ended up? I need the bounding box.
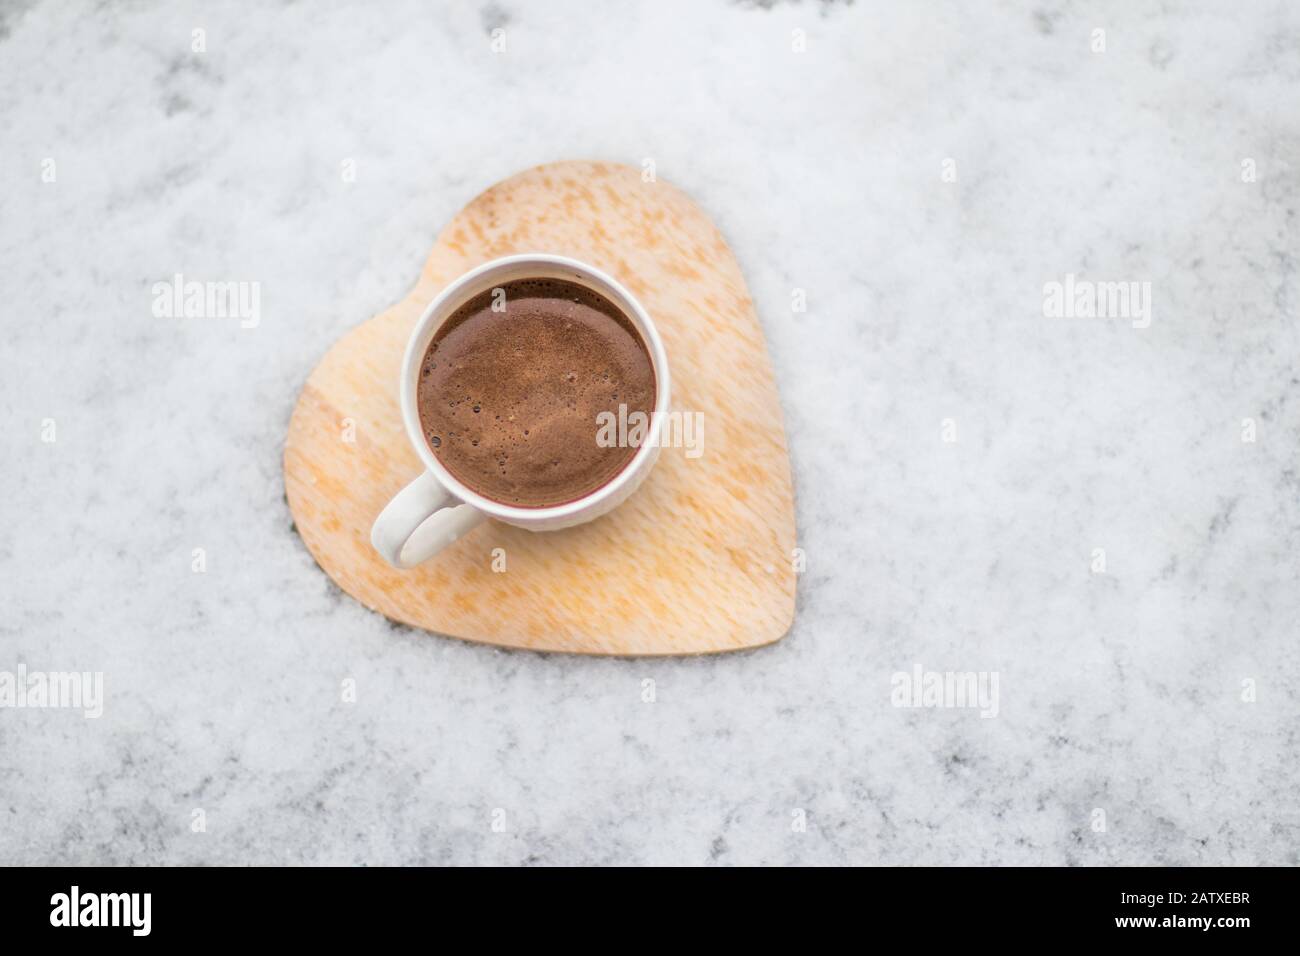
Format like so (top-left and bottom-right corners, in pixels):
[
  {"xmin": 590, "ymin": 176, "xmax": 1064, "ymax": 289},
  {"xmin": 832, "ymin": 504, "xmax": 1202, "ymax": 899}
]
[{"xmin": 371, "ymin": 253, "xmax": 671, "ymax": 569}]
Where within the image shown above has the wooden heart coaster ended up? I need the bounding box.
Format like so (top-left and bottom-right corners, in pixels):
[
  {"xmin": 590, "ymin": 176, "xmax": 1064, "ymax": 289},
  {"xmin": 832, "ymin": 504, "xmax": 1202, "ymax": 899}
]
[{"xmin": 284, "ymin": 161, "xmax": 795, "ymax": 654}]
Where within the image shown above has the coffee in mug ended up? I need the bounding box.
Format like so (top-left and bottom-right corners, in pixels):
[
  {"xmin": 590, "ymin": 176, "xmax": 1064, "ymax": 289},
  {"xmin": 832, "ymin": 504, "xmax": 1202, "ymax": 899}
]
[
  {"xmin": 371, "ymin": 254, "xmax": 670, "ymax": 569},
  {"xmin": 415, "ymin": 278, "xmax": 656, "ymax": 508}
]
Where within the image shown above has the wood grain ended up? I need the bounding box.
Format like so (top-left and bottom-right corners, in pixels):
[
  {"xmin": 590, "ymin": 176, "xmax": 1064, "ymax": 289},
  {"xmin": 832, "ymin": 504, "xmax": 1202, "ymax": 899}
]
[{"xmin": 284, "ymin": 161, "xmax": 796, "ymax": 655}]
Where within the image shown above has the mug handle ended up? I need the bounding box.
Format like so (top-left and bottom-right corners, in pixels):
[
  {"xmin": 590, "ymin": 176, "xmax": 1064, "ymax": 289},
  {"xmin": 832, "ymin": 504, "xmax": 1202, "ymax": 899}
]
[{"xmin": 371, "ymin": 472, "xmax": 486, "ymax": 569}]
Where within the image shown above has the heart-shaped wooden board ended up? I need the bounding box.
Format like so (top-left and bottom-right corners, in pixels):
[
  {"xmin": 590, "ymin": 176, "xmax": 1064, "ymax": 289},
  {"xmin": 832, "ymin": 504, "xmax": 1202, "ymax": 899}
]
[{"xmin": 284, "ymin": 161, "xmax": 795, "ymax": 655}]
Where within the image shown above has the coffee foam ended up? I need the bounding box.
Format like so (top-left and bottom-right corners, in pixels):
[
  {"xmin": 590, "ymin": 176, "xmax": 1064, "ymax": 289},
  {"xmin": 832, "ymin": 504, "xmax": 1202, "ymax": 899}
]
[{"xmin": 416, "ymin": 278, "xmax": 656, "ymax": 507}]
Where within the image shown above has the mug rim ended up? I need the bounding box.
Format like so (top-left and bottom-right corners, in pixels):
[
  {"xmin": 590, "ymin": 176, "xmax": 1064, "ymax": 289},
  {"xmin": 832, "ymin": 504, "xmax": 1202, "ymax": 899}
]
[{"xmin": 398, "ymin": 252, "xmax": 671, "ymax": 523}]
